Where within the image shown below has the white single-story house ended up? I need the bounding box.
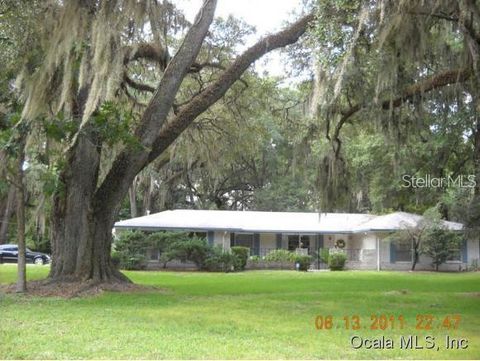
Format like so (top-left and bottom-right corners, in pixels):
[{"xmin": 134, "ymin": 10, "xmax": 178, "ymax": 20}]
[{"xmin": 114, "ymin": 210, "xmax": 479, "ymax": 271}]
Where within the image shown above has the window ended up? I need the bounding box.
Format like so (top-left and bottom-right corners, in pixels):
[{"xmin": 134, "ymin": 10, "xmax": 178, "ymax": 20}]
[
  {"xmin": 395, "ymin": 240, "xmax": 412, "ymax": 262},
  {"xmin": 300, "ymin": 235, "xmax": 310, "ymax": 249},
  {"xmin": 234, "ymin": 233, "xmax": 253, "ymax": 248},
  {"xmin": 288, "ymin": 235, "xmax": 310, "ymax": 250},
  {"xmin": 446, "ymin": 248, "xmax": 461, "ymax": 262},
  {"xmin": 288, "ymin": 235, "xmax": 299, "ymax": 250},
  {"xmin": 147, "ymin": 248, "xmax": 160, "ymax": 261}
]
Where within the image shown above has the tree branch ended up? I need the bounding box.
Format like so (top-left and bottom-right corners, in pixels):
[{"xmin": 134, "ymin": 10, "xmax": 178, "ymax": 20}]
[
  {"xmin": 123, "ymin": 73, "xmax": 156, "ymax": 93},
  {"xmin": 147, "ymin": 13, "xmax": 315, "ymax": 163},
  {"xmin": 94, "ymin": 0, "xmax": 217, "ymax": 210},
  {"xmin": 330, "ymin": 67, "xmax": 472, "ymax": 156},
  {"xmin": 124, "ymin": 43, "xmax": 168, "ymax": 69}
]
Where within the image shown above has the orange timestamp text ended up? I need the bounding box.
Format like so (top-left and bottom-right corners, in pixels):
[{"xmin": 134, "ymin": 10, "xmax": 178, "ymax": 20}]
[{"xmin": 314, "ymin": 314, "xmax": 461, "ymax": 331}]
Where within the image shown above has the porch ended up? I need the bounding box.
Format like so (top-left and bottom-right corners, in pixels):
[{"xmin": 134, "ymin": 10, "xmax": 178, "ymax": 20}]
[{"xmin": 222, "ymin": 231, "xmax": 378, "ymax": 269}]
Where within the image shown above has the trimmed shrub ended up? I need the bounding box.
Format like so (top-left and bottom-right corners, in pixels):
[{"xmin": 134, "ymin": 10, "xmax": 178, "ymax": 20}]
[
  {"xmin": 114, "ymin": 231, "xmax": 149, "ymax": 270},
  {"xmin": 122, "ymin": 255, "xmax": 148, "ymax": 270},
  {"xmin": 203, "ymin": 247, "xmax": 239, "ymax": 272},
  {"xmin": 318, "ymin": 248, "xmax": 330, "ymax": 264},
  {"xmin": 328, "ymin": 252, "xmax": 347, "ymax": 270},
  {"xmin": 265, "ymin": 249, "xmax": 296, "ymax": 263},
  {"xmin": 162, "ymin": 237, "xmax": 211, "ymax": 269},
  {"xmin": 231, "ymin": 246, "xmax": 250, "ymax": 270},
  {"xmin": 295, "ymin": 255, "xmax": 312, "ymax": 271},
  {"xmin": 147, "ymin": 231, "xmax": 189, "ymax": 251}
]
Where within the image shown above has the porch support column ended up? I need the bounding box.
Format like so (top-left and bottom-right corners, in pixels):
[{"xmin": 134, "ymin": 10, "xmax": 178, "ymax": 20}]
[
  {"xmin": 253, "ymin": 233, "xmax": 260, "ymax": 256},
  {"xmin": 222, "ymin": 231, "xmax": 228, "ymax": 251},
  {"xmin": 207, "ymin": 231, "xmax": 214, "ymax": 246},
  {"xmin": 276, "ymin": 233, "xmax": 282, "ymax": 249}
]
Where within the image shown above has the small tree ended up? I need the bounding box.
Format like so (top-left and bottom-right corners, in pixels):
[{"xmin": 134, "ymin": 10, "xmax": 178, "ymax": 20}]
[
  {"xmin": 387, "ymin": 207, "xmax": 448, "ymax": 271},
  {"xmin": 387, "ymin": 227, "xmax": 426, "ymax": 271},
  {"xmin": 421, "ymin": 228, "xmax": 463, "ymax": 271}
]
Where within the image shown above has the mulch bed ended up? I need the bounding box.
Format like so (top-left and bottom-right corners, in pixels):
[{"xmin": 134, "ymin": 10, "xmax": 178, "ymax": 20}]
[{"xmin": 0, "ymin": 280, "xmax": 165, "ymax": 298}]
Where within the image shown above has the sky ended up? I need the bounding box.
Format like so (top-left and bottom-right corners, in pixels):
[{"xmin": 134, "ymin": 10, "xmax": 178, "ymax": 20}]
[{"xmin": 175, "ymin": 0, "xmax": 304, "ymax": 77}]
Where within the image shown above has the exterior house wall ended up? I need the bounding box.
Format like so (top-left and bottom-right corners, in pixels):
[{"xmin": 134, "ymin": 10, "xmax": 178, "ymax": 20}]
[
  {"xmin": 467, "ymin": 239, "xmax": 479, "ymax": 265},
  {"xmin": 260, "ymin": 233, "xmax": 276, "ymax": 249},
  {"xmin": 344, "ymin": 233, "xmax": 378, "ymax": 270},
  {"xmin": 142, "ymin": 229, "xmax": 478, "ymax": 272}
]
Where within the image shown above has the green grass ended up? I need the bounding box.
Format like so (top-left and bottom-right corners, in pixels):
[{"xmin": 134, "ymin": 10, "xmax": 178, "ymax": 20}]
[{"xmin": 0, "ymin": 265, "xmax": 479, "ymax": 359}]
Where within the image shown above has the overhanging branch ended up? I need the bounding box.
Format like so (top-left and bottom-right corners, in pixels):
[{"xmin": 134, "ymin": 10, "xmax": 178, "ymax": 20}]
[
  {"xmin": 330, "ymin": 67, "xmax": 472, "ymax": 157},
  {"xmin": 147, "ymin": 13, "xmax": 315, "ymax": 163},
  {"xmin": 94, "ymin": 0, "xmax": 217, "ymax": 210}
]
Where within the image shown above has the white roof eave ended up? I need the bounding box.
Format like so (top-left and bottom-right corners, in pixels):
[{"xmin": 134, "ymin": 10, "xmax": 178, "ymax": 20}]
[{"xmin": 113, "ymin": 210, "xmax": 465, "ymax": 234}]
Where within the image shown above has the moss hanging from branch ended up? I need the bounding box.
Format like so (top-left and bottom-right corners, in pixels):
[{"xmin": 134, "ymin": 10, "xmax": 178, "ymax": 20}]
[{"xmin": 310, "ymin": 0, "xmax": 478, "ymax": 211}]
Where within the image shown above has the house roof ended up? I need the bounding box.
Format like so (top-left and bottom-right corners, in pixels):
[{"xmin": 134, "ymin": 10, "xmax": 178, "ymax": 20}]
[
  {"xmin": 114, "ymin": 209, "xmax": 464, "ymax": 234},
  {"xmin": 356, "ymin": 211, "xmax": 464, "ymax": 232}
]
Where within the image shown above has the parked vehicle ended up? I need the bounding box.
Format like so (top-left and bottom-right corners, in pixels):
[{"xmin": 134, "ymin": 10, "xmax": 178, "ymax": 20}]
[{"xmin": 0, "ymin": 244, "xmax": 51, "ymax": 265}]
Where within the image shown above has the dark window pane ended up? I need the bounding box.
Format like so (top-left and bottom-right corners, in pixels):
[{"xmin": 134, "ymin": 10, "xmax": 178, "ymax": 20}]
[
  {"xmin": 235, "ymin": 234, "xmax": 253, "ymax": 248},
  {"xmin": 447, "ymin": 249, "xmax": 461, "ymax": 261},
  {"xmin": 395, "ymin": 240, "xmax": 412, "ymax": 262}
]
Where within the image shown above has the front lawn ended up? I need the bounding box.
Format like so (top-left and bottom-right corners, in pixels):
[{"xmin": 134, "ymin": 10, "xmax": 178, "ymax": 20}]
[{"xmin": 0, "ymin": 265, "xmax": 479, "ymax": 359}]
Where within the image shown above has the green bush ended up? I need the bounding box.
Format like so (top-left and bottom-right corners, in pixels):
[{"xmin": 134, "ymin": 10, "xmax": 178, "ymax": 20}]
[
  {"xmin": 147, "ymin": 232, "xmax": 188, "ymax": 251},
  {"xmin": 265, "ymin": 249, "xmax": 296, "ymax": 262},
  {"xmin": 328, "ymin": 252, "xmax": 347, "ymax": 270},
  {"xmin": 295, "ymin": 255, "xmax": 312, "ymax": 271},
  {"xmin": 203, "ymin": 247, "xmax": 239, "ymax": 272},
  {"xmin": 114, "ymin": 231, "xmax": 149, "ymax": 270},
  {"xmin": 249, "ymin": 255, "xmax": 261, "ymax": 262},
  {"xmin": 318, "ymin": 248, "xmax": 330, "ymax": 264},
  {"xmin": 162, "ymin": 238, "xmax": 241, "ymax": 272},
  {"xmin": 111, "ymin": 251, "xmax": 121, "ymax": 269},
  {"xmin": 122, "ymin": 255, "xmax": 148, "ymax": 270},
  {"xmin": 162, "ymin": 237, "xmax": 211, "ymax": 268},
  {"xmin": 114, "ymin": 231, "xmax": 246, "ymax": 273},
  {"xmin": 231, "ymin": 246, "xmax": 250, "ymax": 270}
]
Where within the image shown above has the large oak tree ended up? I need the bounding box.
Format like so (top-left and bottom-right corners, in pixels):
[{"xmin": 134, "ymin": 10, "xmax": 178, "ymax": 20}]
[{"xmin": 12, "ymin": 0, "xmax": 313, "ymax": 284}]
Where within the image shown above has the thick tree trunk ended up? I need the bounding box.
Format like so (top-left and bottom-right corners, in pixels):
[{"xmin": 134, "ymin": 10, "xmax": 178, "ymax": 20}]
[{"xmin": 49, "ymin": 132, "xmax": 128, "ymax": 284}]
